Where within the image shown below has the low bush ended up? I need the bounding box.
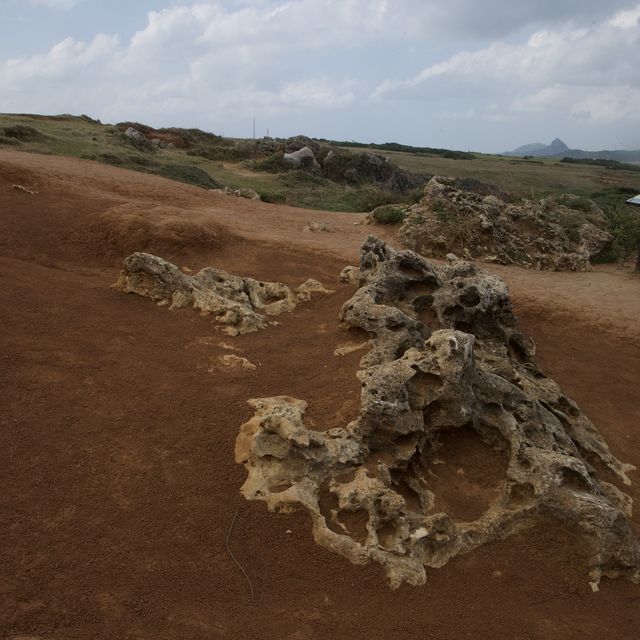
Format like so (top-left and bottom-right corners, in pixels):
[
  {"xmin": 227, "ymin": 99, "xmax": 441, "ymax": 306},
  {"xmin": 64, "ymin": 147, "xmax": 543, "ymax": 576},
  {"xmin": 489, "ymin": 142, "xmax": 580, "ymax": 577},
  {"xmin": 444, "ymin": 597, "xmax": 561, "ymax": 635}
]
[{"xmin": 371, "ymin": 205, "xmax": 407, "ymax": 224}]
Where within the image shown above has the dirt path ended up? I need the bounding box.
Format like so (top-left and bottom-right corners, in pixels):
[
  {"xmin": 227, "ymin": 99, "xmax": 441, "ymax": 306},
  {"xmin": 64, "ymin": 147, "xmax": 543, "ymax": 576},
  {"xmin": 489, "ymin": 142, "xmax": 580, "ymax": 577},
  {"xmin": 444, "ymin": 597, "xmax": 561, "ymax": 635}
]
[{"xmin": 1, "ymin": 150, "xmax": 639, "ymax": 640}]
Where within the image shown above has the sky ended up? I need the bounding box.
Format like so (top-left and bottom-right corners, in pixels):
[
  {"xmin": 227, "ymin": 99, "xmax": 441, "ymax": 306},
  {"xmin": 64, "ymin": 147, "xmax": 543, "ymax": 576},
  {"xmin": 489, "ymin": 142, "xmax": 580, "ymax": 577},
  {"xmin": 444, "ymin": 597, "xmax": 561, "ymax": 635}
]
[{"xmin": 1, "ymin": 0, "xmax": 639, "ymax": 153}]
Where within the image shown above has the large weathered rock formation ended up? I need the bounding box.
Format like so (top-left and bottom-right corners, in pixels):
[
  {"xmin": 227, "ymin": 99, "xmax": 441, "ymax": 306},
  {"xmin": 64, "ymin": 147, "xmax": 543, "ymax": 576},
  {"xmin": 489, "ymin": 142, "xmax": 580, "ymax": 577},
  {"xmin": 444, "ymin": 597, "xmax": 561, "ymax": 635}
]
[
  {"xmin": 115, "ymin": 252, "xmax": 329, "ymax": 335},
  {"xmin": 236, "ymin": 237, "xmax": 639, "ymax": 588},
  {"xmin": 399, "ymin": 176, "xmax": 612, "ymax": 270}
]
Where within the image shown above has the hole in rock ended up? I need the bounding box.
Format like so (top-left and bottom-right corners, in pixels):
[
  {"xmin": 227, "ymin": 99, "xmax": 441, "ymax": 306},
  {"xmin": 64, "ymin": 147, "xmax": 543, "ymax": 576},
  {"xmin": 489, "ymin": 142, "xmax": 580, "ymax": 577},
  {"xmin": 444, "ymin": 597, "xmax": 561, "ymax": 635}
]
[
  {"xmin": 318, "ymin": 481, "xmax": 345, "ymax": 537},
  {"xmin": 412, "ymin": 293, "xmax": 434, "ymax": 311},
  {"xmin": 269, "ymin": 480, "xmax": 293, "ymax": 494},
  {"xmin": 507, "ymin": 482, "xmax": 536, "ymax": 509},
  {"xmin": 459, "ymin": 287, "xmax": 481, "ymax": 307},
  {"xmin": 408, "ymin": 371, "xmax": 442, "ymax": 408},
  {"xmin": 558, "ymin": 467, "xmax": 592, "ymax": 493},
  {"xmin": 336, "ymin": 508, "xmax": 369, "ymax": 545},
  {"xmin": 393, "ymin": 478, "xmax": 424, "ymax": 513},
  {"xmin": 376, "ymin": 521, "xmax": 399, "ymax": 550},
  {"xmin": 403, "ymin": 281, "xmax": 436, "ymax": 301},
  {"xmin": 509, "ymin": 338, "xmax": 529, "ymax": 363},
  {"xmin": 398, "ymin": 261, "xmax": 434, "ymax": 282},
  {"xmin": 260, "ymin": 292, "xmax": 286, "ymax": 305},
  {"xmin": 333, "ymin": 470, "xmax": 357, "ymax": 484},
  {"xmin": 417, "ymin": 306, "xmax": 440, "ymax": 330},
  {"xmin": 422, "ymin": 426, "xmax": 508, "ymax": 522},
  {"xmin": 454, "ymin": 321, "xmax": 474, "ymax": 334}
]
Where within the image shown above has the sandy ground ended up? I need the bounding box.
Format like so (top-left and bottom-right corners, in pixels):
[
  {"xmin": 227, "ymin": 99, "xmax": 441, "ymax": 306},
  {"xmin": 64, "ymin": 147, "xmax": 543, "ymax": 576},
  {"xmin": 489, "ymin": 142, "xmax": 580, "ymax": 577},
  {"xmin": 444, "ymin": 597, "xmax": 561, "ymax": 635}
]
[{"xmin": 1, "ymin": 149, "xmax": 639, "ymax": 640}]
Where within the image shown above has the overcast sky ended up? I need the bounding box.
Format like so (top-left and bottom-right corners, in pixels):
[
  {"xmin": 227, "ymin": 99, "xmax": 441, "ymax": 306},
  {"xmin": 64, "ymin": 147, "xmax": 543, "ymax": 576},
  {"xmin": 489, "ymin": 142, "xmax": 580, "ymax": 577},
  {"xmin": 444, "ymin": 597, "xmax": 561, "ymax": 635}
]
[{"xmin": 1, "ymin": 0, "xmax": 639, "ymax": 152}]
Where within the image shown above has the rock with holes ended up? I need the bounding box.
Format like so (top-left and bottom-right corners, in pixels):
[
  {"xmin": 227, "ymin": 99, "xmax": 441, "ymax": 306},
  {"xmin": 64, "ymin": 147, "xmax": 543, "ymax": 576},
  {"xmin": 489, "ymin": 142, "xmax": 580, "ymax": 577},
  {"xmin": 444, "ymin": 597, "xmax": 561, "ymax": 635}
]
[
  {"xmin": 398, "ymin": 175, "xmax": 612, "ymax": 271},
  {"xmin": 115, "ymin": 252, "xmax": 330, "ymax": 335},
  {"xmin": 236, "ymin": 236, "xmax": 639, "ymax": 588}
]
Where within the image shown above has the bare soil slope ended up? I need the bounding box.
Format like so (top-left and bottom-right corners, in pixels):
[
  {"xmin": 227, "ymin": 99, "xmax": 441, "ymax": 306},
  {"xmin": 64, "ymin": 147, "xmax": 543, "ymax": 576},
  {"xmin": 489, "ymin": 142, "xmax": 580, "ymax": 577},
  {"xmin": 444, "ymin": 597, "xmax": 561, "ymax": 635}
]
[{"xmin": 1, "ymin": 150, "xmax": 639, "ymax": 640}]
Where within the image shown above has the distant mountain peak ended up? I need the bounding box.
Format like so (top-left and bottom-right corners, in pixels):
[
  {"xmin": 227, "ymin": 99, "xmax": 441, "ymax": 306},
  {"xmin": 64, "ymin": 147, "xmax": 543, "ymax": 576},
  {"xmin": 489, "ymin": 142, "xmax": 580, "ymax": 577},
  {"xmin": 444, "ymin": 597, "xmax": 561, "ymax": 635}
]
[
  {"xmin": 548, "ymin": 138, "xmax": 569, "ymax": 151},
  {"xmin": 502, "ymin": 138, "xmax": 640, "ymax": 162},
  {"xmin": 504, "ymin": 138, "xmax": 569, "ymax": 157}
]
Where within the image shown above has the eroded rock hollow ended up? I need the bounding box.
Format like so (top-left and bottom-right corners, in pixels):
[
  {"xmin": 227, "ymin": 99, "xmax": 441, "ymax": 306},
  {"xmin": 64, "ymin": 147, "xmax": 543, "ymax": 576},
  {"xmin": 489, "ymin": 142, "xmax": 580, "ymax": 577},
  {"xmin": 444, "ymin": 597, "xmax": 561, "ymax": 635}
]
[
  {"xmin": 115, "ymin": 252, "xmax": 329, "ymax": 335},
  {"xmin": 236, "ymin": 237, "xmax": 639, "ymax": 588}
]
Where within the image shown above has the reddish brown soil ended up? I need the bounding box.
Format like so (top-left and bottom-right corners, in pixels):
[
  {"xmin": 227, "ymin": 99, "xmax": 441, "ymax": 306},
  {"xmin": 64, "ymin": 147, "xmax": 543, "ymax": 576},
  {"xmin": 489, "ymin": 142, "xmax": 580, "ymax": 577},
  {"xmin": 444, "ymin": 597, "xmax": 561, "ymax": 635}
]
[{"xmin": 1, "ymin": 150, "xmax": 639, "ymax": 640}]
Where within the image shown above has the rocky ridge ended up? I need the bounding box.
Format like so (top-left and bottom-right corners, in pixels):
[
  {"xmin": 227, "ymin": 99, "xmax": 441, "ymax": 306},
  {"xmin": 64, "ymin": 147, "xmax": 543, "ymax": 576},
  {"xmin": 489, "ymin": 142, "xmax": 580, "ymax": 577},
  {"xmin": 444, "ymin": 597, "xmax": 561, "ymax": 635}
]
[
  {"xmin": 399, "ymin": 176, "xmax": 612, "ymax": 270},
  {"xmin": 236, "ymin": 237, "xmax": 639, "ymax": 588}
]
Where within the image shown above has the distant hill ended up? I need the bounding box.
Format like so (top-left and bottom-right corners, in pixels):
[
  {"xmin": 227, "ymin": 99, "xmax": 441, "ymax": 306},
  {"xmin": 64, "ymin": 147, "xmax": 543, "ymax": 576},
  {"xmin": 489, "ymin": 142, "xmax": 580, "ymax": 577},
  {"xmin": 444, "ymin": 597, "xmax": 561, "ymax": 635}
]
[
  {"xmin": 504, "ymin": 138, "xmax": 569, "ymax": 157},
  {"xmin": 504, "ymin": 138, "xmax": 640, "ymax": 163}
]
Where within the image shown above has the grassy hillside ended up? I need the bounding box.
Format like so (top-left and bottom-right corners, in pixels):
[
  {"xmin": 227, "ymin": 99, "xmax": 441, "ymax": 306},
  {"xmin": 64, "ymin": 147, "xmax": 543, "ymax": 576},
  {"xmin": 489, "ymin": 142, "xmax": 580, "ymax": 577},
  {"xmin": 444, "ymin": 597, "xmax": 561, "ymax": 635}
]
[
  {"xmin": 1, "ymin": 113, "xmax": 639, "ymax": 259},
  {"xmin": 0, "ymin": 114, "xmax": 426, "ymax": 212}
]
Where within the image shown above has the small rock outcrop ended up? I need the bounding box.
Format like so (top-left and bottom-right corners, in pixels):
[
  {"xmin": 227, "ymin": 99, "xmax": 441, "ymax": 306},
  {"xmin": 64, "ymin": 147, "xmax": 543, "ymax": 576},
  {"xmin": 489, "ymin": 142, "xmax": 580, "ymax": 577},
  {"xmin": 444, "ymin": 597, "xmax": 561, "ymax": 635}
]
[
  {"xmin": 303, "ymin": 221, "xmax": 332, "ymax": 233},
  {"xmin": 115, "ymin": 252, "xmax": 329, "ymax": 335},
  {"xmin": 124, "ymin": 127, "xmax": 145, "ymax": 142},
  {"xmin": 211, "ymin": 186, "xmax": 261, "ymax": 201},
  {"xmin": 399, "ymin": 176, "xmax": 613, "ymax": 270},
  {"xmin": 236, "ymin": 237, "xmax": 639, "ymax": 588},
  {"xmin": 283, "ymin": 146, "xmax": 320, "ymax": 170}
]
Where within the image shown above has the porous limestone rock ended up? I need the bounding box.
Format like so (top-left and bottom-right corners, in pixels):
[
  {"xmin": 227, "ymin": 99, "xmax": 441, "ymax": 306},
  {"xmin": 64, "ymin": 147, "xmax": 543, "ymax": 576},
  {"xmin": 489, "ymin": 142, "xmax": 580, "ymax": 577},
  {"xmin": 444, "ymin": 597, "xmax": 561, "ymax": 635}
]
[
  {"xmin": 115, "ymin": 252, "xmax": 330, "ymax": 335},
  {"xmin": 236, "ymin": 236, "xmax": 640, "ymax": 588},
  {"xmin": 217, "ymin": 354, "xmax": 257, "ymax": 370},
  {"xmin": 303, "ymin": 221, "xmax": 332, "ymax": 233},
  {"xmin": 124, "ymin": 127, "xmax": 145, "ymax": 142},
  {"xmin": 283, "ymin": 146, "xmax": 319, "ymax": 170},
  {"xmin": 399, "ymin": 176, "xmax": 613, "ymax": 271}
]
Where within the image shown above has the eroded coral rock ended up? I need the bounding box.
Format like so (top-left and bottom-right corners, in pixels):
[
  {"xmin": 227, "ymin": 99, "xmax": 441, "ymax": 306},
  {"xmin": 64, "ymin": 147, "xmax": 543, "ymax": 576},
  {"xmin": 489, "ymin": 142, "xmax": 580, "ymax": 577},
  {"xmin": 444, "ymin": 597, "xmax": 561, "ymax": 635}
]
[
  {"xmin": 399, "ymin": 176, "xmax": 613, "ymax": 271},
  {"xmin": 303, "ymin": 221, "xmax": 332, "ymax": 233},
  {"xmin": 217, "ymin": 354, "xmax": 257, "ymax": 370},
  {"xmin": 236, "ymin": 236, "xmax": 639, "ymax": 588},
  {"xmin": 115, "ymin": 252, "xmax": 330, "ymax": 335}
]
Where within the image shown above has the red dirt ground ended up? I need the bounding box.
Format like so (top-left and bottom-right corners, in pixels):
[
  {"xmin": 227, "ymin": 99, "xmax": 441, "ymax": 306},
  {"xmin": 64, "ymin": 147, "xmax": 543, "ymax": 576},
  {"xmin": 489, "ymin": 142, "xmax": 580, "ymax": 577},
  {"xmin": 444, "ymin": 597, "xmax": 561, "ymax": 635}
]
[{"xmin": 1, "ymin": 150, "xmax": 639, "ymax": 640}]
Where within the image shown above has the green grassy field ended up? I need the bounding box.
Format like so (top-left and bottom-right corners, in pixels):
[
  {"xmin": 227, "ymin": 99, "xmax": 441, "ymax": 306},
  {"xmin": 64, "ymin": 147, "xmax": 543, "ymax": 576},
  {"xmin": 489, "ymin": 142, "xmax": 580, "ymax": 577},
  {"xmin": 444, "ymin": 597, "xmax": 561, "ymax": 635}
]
[{"xmin": 346, "ymin": 146, "xmax": 640, "ymax": 200}]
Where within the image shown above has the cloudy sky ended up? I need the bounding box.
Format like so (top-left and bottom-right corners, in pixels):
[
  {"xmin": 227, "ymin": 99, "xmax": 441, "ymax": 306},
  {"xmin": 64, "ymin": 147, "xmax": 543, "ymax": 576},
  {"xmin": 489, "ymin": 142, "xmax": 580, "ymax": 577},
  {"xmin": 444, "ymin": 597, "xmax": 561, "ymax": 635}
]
[{"xmin": 1, "ymin": 0, "xmax": 639, "ymax": 152}]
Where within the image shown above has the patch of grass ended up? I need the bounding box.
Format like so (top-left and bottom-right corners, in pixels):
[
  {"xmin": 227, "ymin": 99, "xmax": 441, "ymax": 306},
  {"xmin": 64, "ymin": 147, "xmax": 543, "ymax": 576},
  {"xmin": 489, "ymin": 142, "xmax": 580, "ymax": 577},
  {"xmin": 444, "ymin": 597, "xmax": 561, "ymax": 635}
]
[
  {"xmin": 256, "ymin": 189, "xmax": 286, "ymax": 204},
  {"xmin": 1, "ymin": 124, "xmax": 46, "ymax": 141},
  {"xmin": 253, "ymin": 152, "xmax": 291, "ymax": 173},
  {"xmin": 154, "ymin": 164, "xmax": 223, "ymax": 189}
]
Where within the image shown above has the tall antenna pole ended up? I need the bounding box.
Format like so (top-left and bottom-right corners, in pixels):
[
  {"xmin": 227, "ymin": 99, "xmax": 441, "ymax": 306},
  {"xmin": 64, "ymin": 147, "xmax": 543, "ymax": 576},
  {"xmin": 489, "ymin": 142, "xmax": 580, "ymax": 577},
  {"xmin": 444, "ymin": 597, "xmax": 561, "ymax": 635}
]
[{"xmin": 253, "ymin": 116, "xmax": 256, "ymax": 140}]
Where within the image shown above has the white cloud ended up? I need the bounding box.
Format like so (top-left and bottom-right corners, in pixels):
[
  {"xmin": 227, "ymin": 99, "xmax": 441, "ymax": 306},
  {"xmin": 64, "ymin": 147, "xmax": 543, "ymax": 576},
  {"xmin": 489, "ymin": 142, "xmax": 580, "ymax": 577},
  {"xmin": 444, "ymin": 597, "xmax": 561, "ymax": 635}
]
[
  {"xmin": 373, "ymin": 3, "xmax": 640, "ymax": 124},
  {"xmin": 1, "ymin": 0, "xmax": 639, "ymax": 148},
  {"xmin": 0, "ymin": 2, "xmax": 366, "ymax": 127},
  {"xmin": 609, "ymin": 4, "xmax": 640, "ymax": 28}
]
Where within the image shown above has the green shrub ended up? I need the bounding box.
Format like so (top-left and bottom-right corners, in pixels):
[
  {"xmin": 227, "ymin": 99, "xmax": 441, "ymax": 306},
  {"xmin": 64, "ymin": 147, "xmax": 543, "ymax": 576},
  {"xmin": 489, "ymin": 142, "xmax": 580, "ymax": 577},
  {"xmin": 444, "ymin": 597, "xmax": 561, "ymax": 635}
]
[
  {"xmin": 254, "ymin": 153, "xmax": 290, "ymax": 173},
  {"xmin": 2, "ymin": 125, "xmax": 45, "ymax": 141},
  {"xmin": 589, "ymin": 189, "xmax": 640, "ymax": 260},
  {"xmin": 371, "ymin": 205, "xmax": 407, "ymax": 224},
  {"xmin": 257, "ymin": 189, "xmax": 286, "ymax": 204}
]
